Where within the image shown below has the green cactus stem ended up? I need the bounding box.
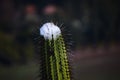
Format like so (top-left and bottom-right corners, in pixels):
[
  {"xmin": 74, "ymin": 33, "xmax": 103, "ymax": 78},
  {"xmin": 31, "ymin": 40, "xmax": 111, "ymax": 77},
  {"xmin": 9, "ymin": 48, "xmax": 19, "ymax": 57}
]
[{"xmin": 39, "ymin": 35, "xmax": 71, "ymax": 80}]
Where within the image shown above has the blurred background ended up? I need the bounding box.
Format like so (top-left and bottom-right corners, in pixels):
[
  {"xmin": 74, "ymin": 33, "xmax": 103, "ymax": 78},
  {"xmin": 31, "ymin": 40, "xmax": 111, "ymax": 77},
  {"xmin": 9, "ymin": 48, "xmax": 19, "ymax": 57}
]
[{"xmin": 0, "ymin": 0, "xmax": 120, "ymax": 80}]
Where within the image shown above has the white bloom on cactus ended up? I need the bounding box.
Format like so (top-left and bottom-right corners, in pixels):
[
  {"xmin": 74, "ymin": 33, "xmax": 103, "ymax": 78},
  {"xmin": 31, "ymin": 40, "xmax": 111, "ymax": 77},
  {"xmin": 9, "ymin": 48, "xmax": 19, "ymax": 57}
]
[{"xmin": 40, "ymin": 22, "xmax": 61, "ymax": 40}]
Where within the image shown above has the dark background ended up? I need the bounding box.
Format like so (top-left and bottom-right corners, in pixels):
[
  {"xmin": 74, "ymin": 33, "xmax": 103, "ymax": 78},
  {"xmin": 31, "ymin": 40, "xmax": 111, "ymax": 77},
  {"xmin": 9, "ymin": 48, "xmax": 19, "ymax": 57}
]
[{"xmin": 0, "ymin": 0, "xmax": 120, "ymax": 80}]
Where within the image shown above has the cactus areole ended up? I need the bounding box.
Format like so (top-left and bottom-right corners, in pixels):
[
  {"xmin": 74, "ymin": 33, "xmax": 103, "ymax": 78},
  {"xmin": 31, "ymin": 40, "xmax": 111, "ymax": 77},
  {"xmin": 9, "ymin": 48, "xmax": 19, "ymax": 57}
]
[{"xmin": 40, "ymin": 23, "xmax": 61, "ymax": 40}]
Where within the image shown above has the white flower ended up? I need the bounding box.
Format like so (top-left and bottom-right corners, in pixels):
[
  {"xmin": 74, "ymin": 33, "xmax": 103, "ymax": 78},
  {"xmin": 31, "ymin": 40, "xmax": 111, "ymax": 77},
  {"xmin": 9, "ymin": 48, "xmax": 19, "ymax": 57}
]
[{"xmin": 40, "ymin": 22, "xmax": 61, "ymax": 40}]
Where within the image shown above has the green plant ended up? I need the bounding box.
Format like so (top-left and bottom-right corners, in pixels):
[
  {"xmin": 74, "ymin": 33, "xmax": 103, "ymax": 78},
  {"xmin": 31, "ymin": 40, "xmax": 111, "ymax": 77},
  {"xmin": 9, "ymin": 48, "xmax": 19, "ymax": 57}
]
[{"xmin": 36, "ymin": 22, "xmax": 72, "ymax": 80}]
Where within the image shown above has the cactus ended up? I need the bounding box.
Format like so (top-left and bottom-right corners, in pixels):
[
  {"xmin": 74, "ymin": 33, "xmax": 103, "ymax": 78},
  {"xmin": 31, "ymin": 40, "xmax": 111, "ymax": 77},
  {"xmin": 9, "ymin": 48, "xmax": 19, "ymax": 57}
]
[{"xmin": 34, "ymin": 22, "xmax": 72, "ymax": 80}]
